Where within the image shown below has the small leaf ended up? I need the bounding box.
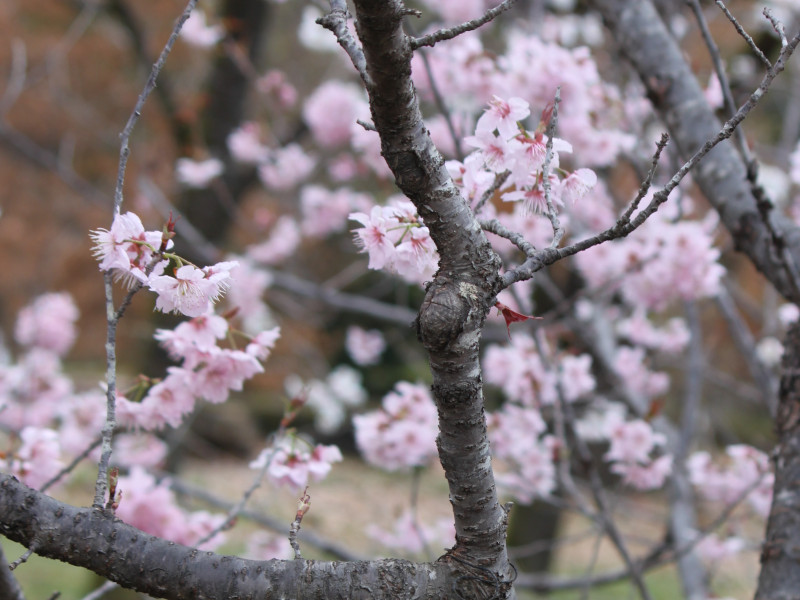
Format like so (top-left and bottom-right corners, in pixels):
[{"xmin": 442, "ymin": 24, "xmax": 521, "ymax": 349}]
[{"xmin": 495, "ymin": 301, "xmax": 543, "ymax": 339}]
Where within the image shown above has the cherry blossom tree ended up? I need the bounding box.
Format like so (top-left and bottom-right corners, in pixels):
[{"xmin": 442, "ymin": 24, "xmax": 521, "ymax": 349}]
[{"xmin": 1, "ymin": 0, "xmax": 800, "ymax": 599}]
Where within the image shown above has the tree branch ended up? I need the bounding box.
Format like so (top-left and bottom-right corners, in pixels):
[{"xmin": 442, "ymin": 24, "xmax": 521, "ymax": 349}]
[
  {"xmin": 588, "ymin": 0, "xmax": 800, "ymax": 303},
  {"xmin": 410, "ymin": 0, "xmax": 516, "ymax": 50},
  {"xmin": 0, "ymin": 474, "xmax": 454, "ymax": 600}
]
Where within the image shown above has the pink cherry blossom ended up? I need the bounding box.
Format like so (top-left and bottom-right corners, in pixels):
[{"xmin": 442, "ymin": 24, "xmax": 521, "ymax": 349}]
[
  {"xmin": 246, "ymin": 531, "xmax": 293, "ymax": 560},
  {"xmin": 116, "ymin": 467, "xmax": 226, "ymax": 551},
  {"xmin": 246, "ymin": 327, "xmax": 281, "ymax": 360},
  {"xmin": 350, "ymin": 206, "xmax": 397, "ymax": 270},
  {"xmin": 256, "ymin": 70, "xmax": 298, "ymax": 110},
  {"xmin": 149, "ymin": 264, "xmax": 230, "ymax": 318},
  {"xmin": 345, "ymin": 326, "xmax": 386, "ymax": 366},
  {"xmin": 246, "ymin": 216, "xmax": 301, "ymax": 265},
  {"xmin": 695, "ymin": 533, "xmax": 746, "ymax": 565},
  {"xmin": 175, "ymin": 157, "xmax": 224, "ymax": 188},
  {"xmin": 476, "ymin": 95, "xmax": 530, "ymax": 139},
  {"xmin": 6, "ymin": 426, "xmax": 63, "ymax": 489},
  {"xmin": 303, "ymin": 81, "xmax": 368, "ymax": 149},
  {"xmin": 180, "ymin": 9, "xmax": 224, "ymax": 48},
  {"xmin": 250, "ymin": 439, "xmax": 343, "ymax": 491},
  {"xmin": 367, "ymin": 511, "xmax": 455, "ymax": 556},
  {"xmin": 90, "ymin": 210, "xmax": 164, "ymax": 284},
  {"xmin": 354, "ymin": 382, "xmax": 438, "ymax": 471},
  {"xmin": 613, "ymin": 346, "xmax": 670, "ymax": 400},
  {"xmin": 300, "ymin": 185, "xmax": 372, "ymax": 238},
  {"xmin": 688, "ymin": 445, "xmax": 773, "ymax": 517},
  {"xmin": 155, "ymin": 312, "xmax": 229, "ymax": 359},
  {"xmin": 561, "ymin": 168, "xmax": 598, "ymax": 204},
  {"xmin": 138, "ymin": 368, "xmax": 198, "ymax": 429},
  {"xmin": 224, "ymin": 258, "xmax": 273, "ymax": 334},
  {"xmin": 605, "ymin": 419, "xmax": 665, "ymax": 464},
  {"xmin": 190, "ymin": 347, "xmax": 263, "ymax": 404},
  {"xmin": 257, "ymin": 144, "xmax": 316, "ymax": 191},
  {"xmin": 15, "ymin": 292, "xmax": 79, "ymax": 356},
  {"xmin": 114, "ymin": 433, "xmax": 167, "ymax": 468},
  {"xmin": 227, "ymin": 122, "xmax": 269, "ymax": 164},
  {"xmin": 286, "ymin": 366, "xmax": 366, "ymax": 434},
  {"xmin": 610, "ymin": 454, "xmax": 672, "ymax": 490}
]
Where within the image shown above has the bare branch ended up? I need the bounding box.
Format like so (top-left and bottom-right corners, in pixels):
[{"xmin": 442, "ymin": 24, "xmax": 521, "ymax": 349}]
[
  {"xmin": 0, "ymin": 473, "xmax": 456, "ymax": 600},
  {"xmin": 95, "ymin": 0, "xmax": 198, "ymax": 510},
  {"xmin": 503, "ymin": 24, "xmax": 800, "ymax": 290},
  {"xmin": 474, "ymin": 170, "xmax": 510, "ymax": 214},
  {"xmin": 764, "ymin": 7, "xmax": 788, "ymax": 48},
  {"xmin": 480, "ymin": 217, "xmax": 537, "ymax": 258},
  {"xmin": 114, "ymin": 0, "xmax": 197, "ymax": 212},
  {"xmin": 714, "ymin": 0, "xmax": 771, "ymax": 68},
  {"xmin": 0, "ymin": 545, "xmax": 25, "ymax": 600},
  {"xmin": 317, "ymin": 0, "xmax": 370, "ymax": 85},
  {"xmin": 0, "ymin": 39, "xmax": 27, "ymax": 116},
  {"xmin": 542, "ymin": 88, "xmax": 564, "ymax": 249},
  {"xmin": 410, "ymin": 0, "xmax": 516, "ymax": 50},
  {"xmin": 687, "ymin": 0, "xmax": 755, "ymax": 169}
]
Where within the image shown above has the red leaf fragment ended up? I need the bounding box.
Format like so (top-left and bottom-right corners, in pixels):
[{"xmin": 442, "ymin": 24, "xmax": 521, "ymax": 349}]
[{"xmin": 494, "ymin": 301, "xmax": 543, "ymax": 339}]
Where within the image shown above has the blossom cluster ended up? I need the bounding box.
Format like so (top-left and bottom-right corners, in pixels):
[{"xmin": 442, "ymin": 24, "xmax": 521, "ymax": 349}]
[
  {"xmin": 483, "ymin": 333, "xmax": 596, "ymax": 406},
  {"xmin": 604, "ymin": 419, "xmax": 672, "ymax": 490},
  {"xmin": 117, "ymin": 313, "xmax": 280, "ymax": 431},
  {"xmin": 450, "ymin": 95, "xmax": 598, "ymax": 215},
  {"xmin": 249, "ymin": 437, "xmax": 343, "ymax": 492},
  {"xmin": 91, "ymin": 211, "xmax": 236, "ymax": 318},
  {"xmin": 487, "ymin": 403, "xmax": 557, "ymax": 501},
  {"xmin": 349, "ymin": 198, "xmax": 439, "ymax": 284},
  {"xmin": 353, "ymin": 382, "xmax": 439, "ymax": 471},
  {"xmin": 115, "ymin": 467, "xmax": 227, "ymax": 551},
  {"xmin": 688, "ymin": 445, "xmax": 773, "ymax": 517},
  {"xmin": 285, "ymin": 365, "xmax": 367, "ymax": 434},
  {"xmin": 575, "ymin": 206, "xmax": 724, "ymax": 312}
]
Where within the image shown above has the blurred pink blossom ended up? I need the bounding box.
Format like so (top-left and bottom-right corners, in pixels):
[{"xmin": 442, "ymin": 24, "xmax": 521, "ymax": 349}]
[
  {"xmin": 180, "ymin": 9, "xmax": 224, "ymax": 48},
  {"xmin": 345, "ymin": 326, "xmax": 386, "ymax": 366},
  {"xmin": 175, "ymin": 157, "xmax": 224, "ymax": 188},
  {"xmin": 15, "ymin": 293, "xmax": 79, "ymax": 356}
]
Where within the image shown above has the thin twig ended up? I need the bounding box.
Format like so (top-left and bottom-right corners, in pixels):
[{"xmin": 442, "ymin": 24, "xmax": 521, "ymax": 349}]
[
  {"xmin": 114, "ymin": 0, "xmax": 197, "ymax": 211},
  {"xmin": 503, "ymin": 27, "xmax": 800, "ymax": 289},
  {"xmin": 168, "ymin": 476, "xmax": 364, "ymax": 561},
  {"xmin": 687, "ymin": 0, "xmax": 754, "ymax": 169},
  {"xmin": 416, "ymin": 47, "xmax": 464, "ymax": 160},
  {"xmin": 411, "ymin": 0, "xmax": 516, "ymax": 49},
  {"xmin": 41, "ymin": 436, "xmax": 102, "ymax": 493},
  {"xmin": 78, "ymin": 580, "xmax": 118, "ymax": 600},
  {"xmin": 480, "ymin": 217, "xmax": 537, "ymax": 258},
  {"xmin": 8, "ymin": 548, "xmax": 33, "ymax": 571},
  {"xmin": 289, "ymin": 487, "xmax": 311, "ymax": 559},
  {"xmin": 194, "ymin": 436, "xmax": 282, "ymax": 548},
  {"xmin": 542, "ymin": 88, "xmax": 564, "ymax": 249},
  {"xmin": 318, "ymin": 0, "xmax": 370, "ymax": 85},
  {"xmin": 714, "ymin": 0, "xmax": 771, "ymax": 68},
  {"xmin": 0, "ymin": 39, "xmax": 27, "ymax": 116},
  {"xmin": 764, "ymin": 7, "xmax": 788, "ymax": 48},
  {"xmin": 94, "ymin": 0, "xmax": 198, "ymax": 510},
  {"xmin": 474, "ymin": 170, "xmax": 510, "ymax": 214}
]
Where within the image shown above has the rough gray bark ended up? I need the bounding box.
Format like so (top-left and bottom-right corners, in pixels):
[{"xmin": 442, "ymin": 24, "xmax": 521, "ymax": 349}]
[
  {"xmin": 0, "ymin": 473, "xmax": 457, "ymax": 600},
  {"xmin": 0, "ymin": 1, "xmax": 515, "ymax": 597},
  {"xmin": 756, "ymin": 321, "xmax": 800, "ymax": 600},
  {"xmin": 0, "ymin": 544, "xmax": 25, "ymax": 600},
  {"xmin": 347, "ymin": 0, "xmax": 513, "ymax": 584}
]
